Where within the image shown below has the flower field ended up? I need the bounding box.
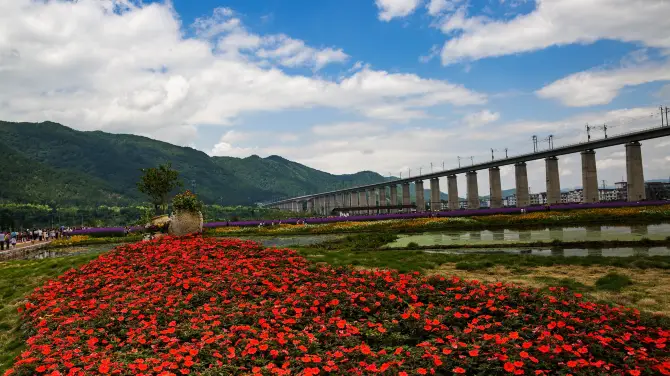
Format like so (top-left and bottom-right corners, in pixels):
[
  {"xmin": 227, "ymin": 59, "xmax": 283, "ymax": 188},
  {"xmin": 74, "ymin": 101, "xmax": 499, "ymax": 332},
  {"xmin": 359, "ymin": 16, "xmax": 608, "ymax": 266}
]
[
  {"xmin": 5, "ymin": 236, "xmax": 670, "ymax": 375},
  {"xmin": 208, "ymin": 205, "xmax": 670, "ymax": 236}
]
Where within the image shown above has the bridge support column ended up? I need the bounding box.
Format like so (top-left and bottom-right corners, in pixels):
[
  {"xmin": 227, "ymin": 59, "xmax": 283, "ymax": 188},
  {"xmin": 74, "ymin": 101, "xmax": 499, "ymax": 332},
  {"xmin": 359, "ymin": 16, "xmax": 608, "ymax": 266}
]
[
  {"xmin": 626, "ymin": 141, "xmax": 646, "ymax": 201},
  {"xmin": 415, "ymin": 180, "xmax": 425, "ymax": 212},
  {"xmin": 390, "ymin": 185, "xmax": 398, "ymax": 213},
  {"xmin": 368, "ymin": 188, "xmax": 377, "ymax": 214},
  {"xmin": 402, "ymin": 183, "xmax": 411, "ymax": 212},
  {"xmin": 545, "ymin": 157, "xmax": 561, "ymax": 204},
  {"xmin": 466, "ymin": 171, "xmax": 480, "ymax": 209},
  {"xmin": 581, "ymin": 150, "xmax": 599, "ymax": 203},
  {"xmin": 447, "ymin": 175, "xmax": 459, "ymax": 210},
  {"xmin": 307, "ymin": 199, "xmax": 314, "ymax": 213},
  {"xmin": 358, "ymin": 191, "xmax": 368, "ymax": 215},
  {"xmin": 488, "ymin": 167, "xmax": 502, "ymax": 209},
  {"xmin": 378, "ymin": 187, "xmax": 387, "ymax": 213},
  {"xmin": 515, "ymin": 162, "xmax": 530, "ymax": 208},
  {"xmin": 349, "ymin": 192, "xmax": 358, "ymax": 215},
  {"xmin": 430, "ymin": 178, "xmax": 441, "ymax": 211}
]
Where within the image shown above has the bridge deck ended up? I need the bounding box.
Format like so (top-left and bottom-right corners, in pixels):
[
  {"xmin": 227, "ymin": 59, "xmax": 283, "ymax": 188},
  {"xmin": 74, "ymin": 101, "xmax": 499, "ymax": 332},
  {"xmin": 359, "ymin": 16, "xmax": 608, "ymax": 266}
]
[{"xmin": 270, "ymin": 124, "xmax": 670, "ymax": 205}]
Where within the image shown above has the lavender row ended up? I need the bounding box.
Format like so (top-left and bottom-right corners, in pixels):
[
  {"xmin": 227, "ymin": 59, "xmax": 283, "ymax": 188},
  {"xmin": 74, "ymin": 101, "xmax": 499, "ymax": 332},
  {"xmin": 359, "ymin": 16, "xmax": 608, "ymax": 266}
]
[{"xmin": 68, "ymin": 200, "xmax": 669, "ymax": 235}]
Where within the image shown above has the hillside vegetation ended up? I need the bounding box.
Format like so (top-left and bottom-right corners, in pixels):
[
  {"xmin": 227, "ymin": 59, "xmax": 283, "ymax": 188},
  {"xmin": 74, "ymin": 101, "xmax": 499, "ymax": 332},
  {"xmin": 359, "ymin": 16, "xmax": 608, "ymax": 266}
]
[{"xmin": 0, "ymin": 121, "xmax": 388, "ymax": 206}]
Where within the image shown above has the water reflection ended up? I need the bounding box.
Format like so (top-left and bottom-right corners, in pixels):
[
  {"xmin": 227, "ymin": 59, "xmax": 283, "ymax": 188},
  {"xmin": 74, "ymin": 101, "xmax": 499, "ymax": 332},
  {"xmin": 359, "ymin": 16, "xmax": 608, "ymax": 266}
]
[
  {"xmin": 585, "ymin": 226, "xmax": 601, "ymax": 239},
  {"xmin": 425, "ymin": 246, "xmax": 670, "ymax": 257},
  {"xmin": 631, "ymin": 225, "xmax": 649, "ymax": 236},
  {"xmin": 388, "ymin": 223, "xmax": 670, "ymax": 248},
  {"xmin": 519, "ymin": 231, "xmax": 532, "ymax": 242}
]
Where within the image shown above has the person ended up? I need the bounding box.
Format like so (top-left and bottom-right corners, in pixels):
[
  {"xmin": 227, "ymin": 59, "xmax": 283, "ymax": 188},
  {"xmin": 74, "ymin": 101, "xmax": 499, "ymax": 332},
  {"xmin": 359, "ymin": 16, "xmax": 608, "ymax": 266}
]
[
  {"xmin": 1, "ymin": 230, "xmax": 6, "ymax": 251},
  {"xmin": 10, "ymin": 234, "xmax": 16, "ymax": 249}
]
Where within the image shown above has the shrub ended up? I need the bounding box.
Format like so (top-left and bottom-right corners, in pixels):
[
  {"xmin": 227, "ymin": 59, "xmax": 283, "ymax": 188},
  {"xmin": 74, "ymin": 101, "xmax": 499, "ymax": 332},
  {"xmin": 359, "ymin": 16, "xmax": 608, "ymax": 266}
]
[
  {"xmin": 172, "ymin": 190, "xmax": 203, "ymax": 213},
  {"xmin": 406, "ymin": 241, "xmax": 419, "ymax": 249},
  {"xmin": 595, "ymin": 272, "xmax": 633, "ymax": 292}
]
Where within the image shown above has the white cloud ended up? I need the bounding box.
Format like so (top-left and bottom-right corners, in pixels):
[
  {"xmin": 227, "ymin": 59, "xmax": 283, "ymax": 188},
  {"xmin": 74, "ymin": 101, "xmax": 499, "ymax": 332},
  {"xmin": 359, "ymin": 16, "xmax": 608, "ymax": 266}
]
[
  {"xmin": 427, "ymin": 0, "xmax": 462, "ymax": 16},
  {"xmin": 463, "ymin": 109, "xmax": 500, "ymax": 127},
  {"xmin": 311, "ymin": 122, "xmax": 386, "ymax": 136},
  {"xmin": 210, "ymin": 140, "xmax": 257, "ymax": 158},
  {"xmin": 0, "ymin": 0, "xmax": 486, "ymax": 146},
  {"xmin": 536, "ymin": 61, "xmax": 670, "ymax": 107},
  {"xmin": 375, "ymin": 0, "xmax": 423, "ymax": 21},
  {"xmin": 196, "ymin": 7, "xmax": 348, "ymax": 70},
  {"xmin": 438, "ymin": 0, "xmax": 670, "ymax": 65}
]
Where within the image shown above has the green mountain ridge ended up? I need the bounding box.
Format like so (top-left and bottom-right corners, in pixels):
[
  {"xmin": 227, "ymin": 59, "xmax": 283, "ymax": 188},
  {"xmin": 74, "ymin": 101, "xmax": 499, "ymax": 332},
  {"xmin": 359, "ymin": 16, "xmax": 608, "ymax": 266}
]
[{"xmin": 0, "ymin": 121, "xmax": 390, "ymax": 206}]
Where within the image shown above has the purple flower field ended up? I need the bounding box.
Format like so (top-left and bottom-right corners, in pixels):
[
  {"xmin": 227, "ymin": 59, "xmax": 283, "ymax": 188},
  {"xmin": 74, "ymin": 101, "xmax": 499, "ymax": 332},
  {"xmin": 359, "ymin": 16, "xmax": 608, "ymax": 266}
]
[{"xmin": 67, "ymin": 200, "xmax": 669, "ymax": 236}]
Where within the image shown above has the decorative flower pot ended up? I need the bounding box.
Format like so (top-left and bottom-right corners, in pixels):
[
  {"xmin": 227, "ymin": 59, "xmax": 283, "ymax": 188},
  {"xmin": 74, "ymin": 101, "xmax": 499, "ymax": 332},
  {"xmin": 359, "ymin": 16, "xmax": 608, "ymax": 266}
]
[{"xmin": 168, "ymin": 210, "xmax": 203, "ymax": 236}]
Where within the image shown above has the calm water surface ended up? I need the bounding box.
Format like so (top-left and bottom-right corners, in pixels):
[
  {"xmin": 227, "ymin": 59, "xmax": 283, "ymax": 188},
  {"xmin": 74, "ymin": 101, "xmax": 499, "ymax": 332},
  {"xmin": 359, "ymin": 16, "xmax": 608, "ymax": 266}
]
[
  {"xmin": 386, "ymin": 224, "xmax": 670, "ymax": 248},
  {"xmin": 423, "ymin": 246, "xmax": 670, "ymax": 257}
]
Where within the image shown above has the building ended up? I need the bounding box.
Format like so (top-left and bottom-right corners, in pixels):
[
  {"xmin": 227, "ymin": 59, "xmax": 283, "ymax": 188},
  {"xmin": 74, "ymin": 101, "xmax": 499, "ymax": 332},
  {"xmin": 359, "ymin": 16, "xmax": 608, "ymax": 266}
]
[
  {"xmin": 504, "ymin": 194, "xmax": 517, "ymax": 207},
  {"xmin": 646, "ymin": 182, "xmax": 670, "ymax": 200}
]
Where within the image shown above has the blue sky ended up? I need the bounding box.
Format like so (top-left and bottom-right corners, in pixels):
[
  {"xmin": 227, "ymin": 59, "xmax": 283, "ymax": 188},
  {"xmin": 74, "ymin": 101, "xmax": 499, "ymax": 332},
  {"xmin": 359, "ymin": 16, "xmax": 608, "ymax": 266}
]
[{"xmin": 1, "ymin": 0, "xmax": 670, "ymax": 194}]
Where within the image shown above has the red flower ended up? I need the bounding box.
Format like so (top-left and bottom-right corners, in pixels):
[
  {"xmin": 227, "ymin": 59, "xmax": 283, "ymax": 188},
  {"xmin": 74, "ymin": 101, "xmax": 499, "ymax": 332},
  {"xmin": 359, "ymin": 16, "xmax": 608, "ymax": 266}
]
[{"xmin": 453, "ymin": 367, "xmax": 466, "ymax": 374}]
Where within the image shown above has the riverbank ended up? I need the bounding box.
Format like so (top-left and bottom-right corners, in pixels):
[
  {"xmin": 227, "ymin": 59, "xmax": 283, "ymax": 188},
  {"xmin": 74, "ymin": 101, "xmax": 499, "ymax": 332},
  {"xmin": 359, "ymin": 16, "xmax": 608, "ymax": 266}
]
[{"xmin": 208, "ymin": 204, "xmax": 670, "ymax": 236}]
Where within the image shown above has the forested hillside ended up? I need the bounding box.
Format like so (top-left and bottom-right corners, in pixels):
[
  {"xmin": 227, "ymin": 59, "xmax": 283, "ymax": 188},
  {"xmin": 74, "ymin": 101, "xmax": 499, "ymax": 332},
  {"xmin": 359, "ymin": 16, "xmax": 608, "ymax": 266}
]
[{"xmin": 0, "ymin": 121, "xmax": 388, "ymax": 206}]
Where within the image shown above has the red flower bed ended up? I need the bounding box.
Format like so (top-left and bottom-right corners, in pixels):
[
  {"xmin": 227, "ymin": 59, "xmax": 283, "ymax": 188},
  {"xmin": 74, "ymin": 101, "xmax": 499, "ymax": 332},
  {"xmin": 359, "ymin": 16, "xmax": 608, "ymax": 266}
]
[{"xmin": 6, "ymin": 236, "xmax": 670, "ymax": 375}]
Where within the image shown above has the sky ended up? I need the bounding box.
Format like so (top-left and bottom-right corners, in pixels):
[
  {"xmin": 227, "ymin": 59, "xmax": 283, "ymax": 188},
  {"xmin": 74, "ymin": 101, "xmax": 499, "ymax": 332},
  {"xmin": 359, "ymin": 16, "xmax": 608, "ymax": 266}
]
[{"xmin": 1, "ymin": 0, "xmax": 670, "ymax": 196}]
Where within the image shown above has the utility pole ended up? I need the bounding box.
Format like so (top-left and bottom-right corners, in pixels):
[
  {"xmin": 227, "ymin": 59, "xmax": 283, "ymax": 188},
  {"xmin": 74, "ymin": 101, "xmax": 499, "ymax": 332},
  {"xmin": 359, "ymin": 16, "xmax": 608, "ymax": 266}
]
[
  {"xmin": 470, "ymin": 156, "xmax": 474, "ymax": 166},
  {"xmin": 602, "ymin": 180, "xmax": 607, "ymax": 190},
  {"xmin": 430, "ymin": 163, "xmax": 433, "ymax": 173},
  {"xmin": 665, "ymin": 106, "xmax": 669, "ymax": 127},
  {"xmin": 603, "ymin": 123, "xmax": 608, "ymax": 139},
  {"xmin": 442, "ymin": 161, "xmax": 445, "ymax": 170},
  {"xmin": 662, "ymin": 106, "xmax": 665, "ymax": 127},
  {"xmin": 457, "ymin": 156, "xmax": 462, "ymax": 168},
  {"xmin": 505, "ymin": 148, "xmax": 508, "ymax": 158},
  {"xmin": 586, "ymin": 124, "xmax": 591, "ymax": 142},
  {"xmin": 491, "ymin": 148, "xmax": 495, "ymax": 161},
  {"xmin": 532, "ymin": 135, "xmax": 538, "ymax": 152},
  {"xmin": 419, "ymin": 166, "xmax": 423, "ymax": 175}
]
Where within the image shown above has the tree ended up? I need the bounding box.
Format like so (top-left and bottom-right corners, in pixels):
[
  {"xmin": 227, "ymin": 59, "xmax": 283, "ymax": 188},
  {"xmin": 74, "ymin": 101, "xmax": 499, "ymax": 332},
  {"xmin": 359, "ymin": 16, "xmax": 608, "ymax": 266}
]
[{"xmin": 137, "ymin": 163, "xmax": 182, "ymax": 215}]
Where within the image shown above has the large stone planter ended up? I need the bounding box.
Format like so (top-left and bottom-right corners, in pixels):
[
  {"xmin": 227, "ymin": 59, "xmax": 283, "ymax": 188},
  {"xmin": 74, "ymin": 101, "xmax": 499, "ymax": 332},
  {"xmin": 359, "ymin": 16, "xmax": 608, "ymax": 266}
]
[{"xmin": 168, "ymin": 210, "xmax": 203, "ymax": 236}]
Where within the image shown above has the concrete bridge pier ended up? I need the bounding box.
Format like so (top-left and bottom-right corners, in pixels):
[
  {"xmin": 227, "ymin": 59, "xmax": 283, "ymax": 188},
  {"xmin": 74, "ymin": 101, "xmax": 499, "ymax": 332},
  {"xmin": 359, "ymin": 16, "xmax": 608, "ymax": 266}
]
[
  {"xmin": 430, "ymin": 178, "xmax": 441, "ymax": 211},
  {"xmin": 447, "ymin": 175, "xmax": 459, "ymax": 210},
  {"xmin": 378, "ymin": 187, "xmax": 387, "ymax": 213},
  {"xmin": 349, "ymin": 192, "xmax": 358, "ymax": 215},
  {"xmin": 466, "ymin": 171, "xmax": 480, "ymax": 209},
  {"xmin": 359, "ymin": 190, "xmax": 368, "ymax": 215},
  {"xmin": 515, "ymin": 162, "xmax": 530, "ymax": 208},
  {"xmin": 626, "ymin": 141, "xmax": 645, "ymax": 201},
  {"xmin": 402, "ymin": 183, "xmax": 411, "ymax": 212},
  {"xmin": 390, "ymin": 185, "xmax": 398, "ymax": 213},
  {"xmin": 581, "ymin": 150, "xmax": 599, "ymax": 203},
  {"xmin": 545, "ymin": 157, "xmax": 561, "ymax": 204},
  {"xmin": 415, "ymin": 180, "xmax": 425, "ymax": 212},
  {"xmin": 307, "ymin": 199, "xmax": 314, "ymax": 213},
  {"xmin": 368, "ymin": 188, "xmax": 377, "ymax": 213},
  {"xmin": 488, "ymin": 167, "xmax": 502, "ymax": 209}
]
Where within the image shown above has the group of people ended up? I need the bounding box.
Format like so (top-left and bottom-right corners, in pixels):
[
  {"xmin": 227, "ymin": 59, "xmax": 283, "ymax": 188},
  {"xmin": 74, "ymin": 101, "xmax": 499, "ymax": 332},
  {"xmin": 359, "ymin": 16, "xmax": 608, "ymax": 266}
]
[{"xmin": 1, "ymin": 227, "xmax": 68, "ymax": 251}]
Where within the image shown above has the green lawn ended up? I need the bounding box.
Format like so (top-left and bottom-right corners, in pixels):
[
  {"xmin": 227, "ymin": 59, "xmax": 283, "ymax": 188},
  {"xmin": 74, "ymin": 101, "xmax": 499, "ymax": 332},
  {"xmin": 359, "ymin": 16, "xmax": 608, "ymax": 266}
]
[{"xmin": 0, "ymin": 253, "xmax": 102, "ymax": 373}]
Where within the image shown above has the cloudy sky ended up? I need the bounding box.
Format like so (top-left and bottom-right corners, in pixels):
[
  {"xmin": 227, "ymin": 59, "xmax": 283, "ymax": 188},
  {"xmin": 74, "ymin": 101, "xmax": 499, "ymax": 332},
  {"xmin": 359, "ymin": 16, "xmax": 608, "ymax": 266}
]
[{"xmin": 1, "ymin": 0, "xmax": 670, "ymax": 195}]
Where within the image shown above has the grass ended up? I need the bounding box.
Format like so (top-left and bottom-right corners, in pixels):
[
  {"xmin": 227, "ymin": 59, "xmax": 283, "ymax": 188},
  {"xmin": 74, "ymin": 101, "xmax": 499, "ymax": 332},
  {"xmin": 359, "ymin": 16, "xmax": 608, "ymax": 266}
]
[
  {"xmin": 0, "ymin": 252, "xmax": 102, "ymax": 373},
  {"xmin": 296, "ymin": 233, "xmax": 670, "ymax": 314},
  {"xmin": 595, "ymin": 272, "xmax": 634, "ymax": 292}
]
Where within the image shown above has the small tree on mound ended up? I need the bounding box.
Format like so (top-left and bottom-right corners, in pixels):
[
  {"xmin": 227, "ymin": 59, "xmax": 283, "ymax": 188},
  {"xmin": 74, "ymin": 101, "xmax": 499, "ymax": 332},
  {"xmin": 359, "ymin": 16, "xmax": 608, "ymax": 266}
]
[{"xmin": 137, "ymin": 163, "xmax": 182, "ymax": 215}]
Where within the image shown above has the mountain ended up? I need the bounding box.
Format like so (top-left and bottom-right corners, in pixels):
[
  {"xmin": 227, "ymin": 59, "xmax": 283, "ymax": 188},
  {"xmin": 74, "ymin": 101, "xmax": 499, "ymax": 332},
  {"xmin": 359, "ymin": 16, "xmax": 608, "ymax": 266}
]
[{"xmin": 0, "ymin": 121, "xmax": 390, "ymax": 206}]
